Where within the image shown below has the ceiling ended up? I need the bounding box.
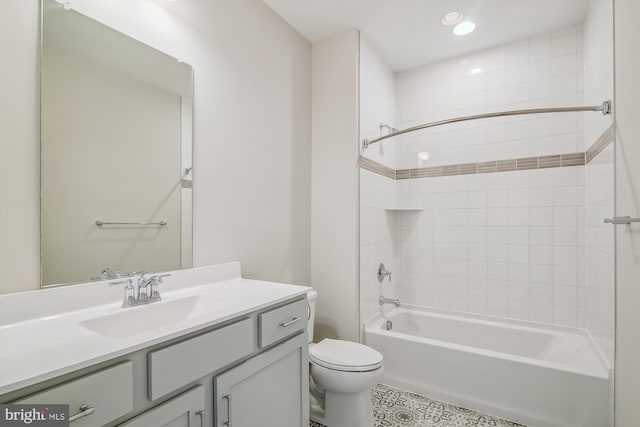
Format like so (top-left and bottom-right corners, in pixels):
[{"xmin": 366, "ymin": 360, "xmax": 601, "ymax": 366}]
[{"xmin": 261, "ymin": 0, "xmax": 590, "ymax": 71}]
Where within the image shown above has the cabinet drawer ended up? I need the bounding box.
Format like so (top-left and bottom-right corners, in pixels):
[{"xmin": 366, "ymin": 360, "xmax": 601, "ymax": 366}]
[
  {"xmin": 149, "ymin": 318, "xmax": 254, "ymax": 400},
  {"xmin": 16, "ymin": 361, "xmax": 133, "ymax": 427},
  {"xmin": 259, "ymin": 298, "xmax": 307, "ymax": 348}
]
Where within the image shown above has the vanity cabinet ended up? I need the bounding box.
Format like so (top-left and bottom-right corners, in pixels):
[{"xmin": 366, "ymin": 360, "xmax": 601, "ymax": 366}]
[
  {"xmin": 214, "ymin": 332, "xmax": 308, "ymax": 427},
  {"xmin": 2, "ymin": 295, "xmax": 309, "ymax": 427},
  {"xmin": 120, "ymin": 385, "xmax": 205, "ymax": 427}
]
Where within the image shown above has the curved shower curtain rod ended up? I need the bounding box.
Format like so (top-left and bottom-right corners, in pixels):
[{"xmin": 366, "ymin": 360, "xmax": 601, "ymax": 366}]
[{"xmin": 362, "ymin": 100, "xmax": 612, "ymax": 150}]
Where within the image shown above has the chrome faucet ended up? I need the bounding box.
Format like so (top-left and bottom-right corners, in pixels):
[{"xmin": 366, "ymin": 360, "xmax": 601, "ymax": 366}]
[
  {"xmin": 377, "ymin": 263, "xmax": 392, "ymax": 283},
  {"xmin": 376, "ymin": 262, "xmax": 400, "ymax": 308},
  {"xmin": 100, "ymin": 267, "xmax": 123, "ymax": 280},
  {"xmin": 113, "ymin": 273, "xmax": 171, "ymax": 308},
  {"xmin": 379, "ymin": 295, "xmax": 401, "ymax": 308}
]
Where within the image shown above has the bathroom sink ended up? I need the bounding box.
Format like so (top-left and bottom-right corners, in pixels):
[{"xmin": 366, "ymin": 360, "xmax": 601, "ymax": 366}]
[{"xmin": 80, "ymin": 295, "xmax": 233, "ymax": 338}]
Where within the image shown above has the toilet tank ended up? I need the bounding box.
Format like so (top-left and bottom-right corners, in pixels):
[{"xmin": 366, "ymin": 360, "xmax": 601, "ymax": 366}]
[{"xmin": 307, "ymin": 289, "xmax": 317, "ymax": 344}]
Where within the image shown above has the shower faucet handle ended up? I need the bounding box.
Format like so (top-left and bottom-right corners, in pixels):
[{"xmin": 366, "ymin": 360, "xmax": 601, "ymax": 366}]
[{"xmin": 377, "ymin": 263, "xmax": 392, "ymax": 283}]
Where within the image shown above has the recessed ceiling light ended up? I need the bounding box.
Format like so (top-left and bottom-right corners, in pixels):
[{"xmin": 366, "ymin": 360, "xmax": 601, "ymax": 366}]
[
  {"xmin": 441, "ymin": 11, "xmax": 463, "ymax": 26},
  {"xmin": 470, "ymin": 67, "xmax": 483, "ymax": 75},
  {"xmin": 418, "ymin": 152, "xmax": 430, "ymax": 160},
  {"xmin": 453, "ymin": 21, "xmax": 476, "ymax": 36}
]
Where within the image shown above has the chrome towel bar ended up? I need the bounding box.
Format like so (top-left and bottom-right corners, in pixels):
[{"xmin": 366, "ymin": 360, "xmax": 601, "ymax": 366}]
[
  {"xmin": 604, "ymin": 216, "xmax": 640, "ymax": 225},
  {"xmin": 95, "ymin": 220, "xmax": 167, "ymax": 227}
]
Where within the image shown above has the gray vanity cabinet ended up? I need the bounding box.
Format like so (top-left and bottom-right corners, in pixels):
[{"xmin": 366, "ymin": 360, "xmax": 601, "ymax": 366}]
[
  {"xmin": 119, "ymin": 385, "xmax": 205, "ymax": 427},
  {"xmin": 2, "ymin": 295, "xmax": 309, "ymax": 427},
  {"xmin": 214, "ymin": 332, "xmax": 309, "ymax": 427}
]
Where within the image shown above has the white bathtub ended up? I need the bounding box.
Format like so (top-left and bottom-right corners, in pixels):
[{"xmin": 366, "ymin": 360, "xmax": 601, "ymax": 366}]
[{"xmin": 364, "ymin": 306, "xmax": 611, "ymax": 427}]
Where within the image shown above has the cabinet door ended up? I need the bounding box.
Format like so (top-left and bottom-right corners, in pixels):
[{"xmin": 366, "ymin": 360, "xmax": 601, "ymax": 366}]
[
  {"xmin": 119, "ymin": 385, "xmax": 205, "ymax": 427},
  {"xmin": 214, "ymin": 332, "xmax": 309, "ymax": 427}
]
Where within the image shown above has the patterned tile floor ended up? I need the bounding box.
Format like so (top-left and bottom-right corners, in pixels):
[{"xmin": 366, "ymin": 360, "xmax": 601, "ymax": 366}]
[{"xmin": 310, "ymin": 383, "xmax": 527, "ymax": 427}]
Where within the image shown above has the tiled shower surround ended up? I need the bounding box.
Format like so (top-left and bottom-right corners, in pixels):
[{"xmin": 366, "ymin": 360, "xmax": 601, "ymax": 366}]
[
  {"xmin": 360, "ymin": 4, "xmax": 614, "ymax": 365},
  {"xmin": 363, "ymin": 163, "xmax": 588, "ymax": 324}
]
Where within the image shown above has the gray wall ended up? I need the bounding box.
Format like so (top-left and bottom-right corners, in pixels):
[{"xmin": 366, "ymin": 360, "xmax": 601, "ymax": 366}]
[{"xmin": 0, "ymin": 0, "xmax": 41, "ymax": 294}]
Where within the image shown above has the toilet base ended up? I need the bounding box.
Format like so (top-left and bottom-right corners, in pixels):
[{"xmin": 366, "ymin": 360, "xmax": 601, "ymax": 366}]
[{"xmin": 310, "ymin": 388, "xmax": 374, "ymax": 427}]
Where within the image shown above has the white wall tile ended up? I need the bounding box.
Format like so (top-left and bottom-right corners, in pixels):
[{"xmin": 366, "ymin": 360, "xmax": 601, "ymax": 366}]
[{"xmin": 361, "ymin": 23, "xmax": 595, "ymax": 329}]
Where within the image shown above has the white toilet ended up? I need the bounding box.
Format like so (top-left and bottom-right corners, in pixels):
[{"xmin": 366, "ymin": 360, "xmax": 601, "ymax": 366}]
[{"xmin": 307, "ymin": 290, "xmax": 383, "ymax": 427}]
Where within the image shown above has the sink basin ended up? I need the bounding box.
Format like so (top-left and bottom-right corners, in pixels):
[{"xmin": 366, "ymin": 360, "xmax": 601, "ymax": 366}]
[{"xmin": 80, "ymin": 295, "xmax": 236, "ymax": 338}]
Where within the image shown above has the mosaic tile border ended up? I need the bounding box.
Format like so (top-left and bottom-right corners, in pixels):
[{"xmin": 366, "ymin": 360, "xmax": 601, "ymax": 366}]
[
  {"xmin": 310, "ymin": 383, "xmax": 527, "ymax": 427},
  {"xmin": 586, "ymin": 124, "xmax": 615, "ymax": 163},
  {"xmin": 359, "ymin": 156, "xmax": 396, "ymax": 179},
  {"xmin": 361, "ymin": 124, "xmax": 614, "ymax": 181}
]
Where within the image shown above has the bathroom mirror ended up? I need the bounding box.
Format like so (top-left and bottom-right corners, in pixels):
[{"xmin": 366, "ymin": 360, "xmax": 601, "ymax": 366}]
[{"xmin": 40, "ymin": 0, "xmax": 193, "ymax": 286}]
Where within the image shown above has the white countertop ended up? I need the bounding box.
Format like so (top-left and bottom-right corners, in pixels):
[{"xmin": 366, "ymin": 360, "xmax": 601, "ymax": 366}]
[{"xmin": 0, "ymin": 263, "xmax": 310, "ymax": 396}]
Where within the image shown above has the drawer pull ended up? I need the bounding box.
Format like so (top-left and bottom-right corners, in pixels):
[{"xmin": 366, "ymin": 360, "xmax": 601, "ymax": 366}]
[
  {"xmin": 69, "ymin": 405, "xmax": 96, "ymax": 423},
  {"xmin": 196, "ymin": 409, "xmax": 205, "ymax": 427},
  {"xmin": 223, "ymin": 394, "xmax": 232, "ymax": 426},
  {"xmin": 279, "ymin": 317, "xmax": 301, "ymax": 328}
]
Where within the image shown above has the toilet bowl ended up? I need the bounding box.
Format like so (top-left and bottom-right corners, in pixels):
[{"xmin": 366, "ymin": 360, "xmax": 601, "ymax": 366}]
[{"xmin": 307, "ymin": 290, "xmax": 383, "ymax": 427}]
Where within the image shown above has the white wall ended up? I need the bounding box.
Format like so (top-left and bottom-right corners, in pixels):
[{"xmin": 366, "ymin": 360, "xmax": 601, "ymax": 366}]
[
  {"xmin": 311, "ymin": 29, "xmax": 360, "ymax": 342},
  {"xmin": 613, "ymin": 0, "xmax": 640, "ymax": 424},
  {"xmin": 0, "ymin": 0, "xmax": 312, "ymax": 294},
  {"xmin": 360, "ymin": 35, "xmax": 397, "ymax": 170},
  {"xmin": 584, "ymin": 0, "xmax": 615, "ymax": 145},
  {"xmin": 582, "ymin": 0, "xmax": 615, "ymax": 366},
  {"xmin": 359, "ymin": 35, "xmax": 398, "ymax": 324},
  {"xmin": 360, "ymin": 169, "xmax": 396, "ymax": 324},
  {"xmin": 0, "ymin": 0, "xmax": 41, "ymax": 294}
]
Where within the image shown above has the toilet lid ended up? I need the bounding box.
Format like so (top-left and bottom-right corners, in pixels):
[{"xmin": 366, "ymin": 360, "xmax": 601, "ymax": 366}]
[{"xmin": 309, "ymin": 339, "xmax": 383, "ymax": 372}]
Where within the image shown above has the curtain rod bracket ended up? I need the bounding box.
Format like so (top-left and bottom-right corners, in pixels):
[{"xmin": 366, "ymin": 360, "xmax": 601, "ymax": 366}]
[{"xmin": 598, "ymin": 100, "xmax": 612, "ymax": 115}]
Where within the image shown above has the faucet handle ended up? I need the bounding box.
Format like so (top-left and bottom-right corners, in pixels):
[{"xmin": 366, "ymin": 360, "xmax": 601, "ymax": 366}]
[
  {"xmin": 156, "ymin": 273, "xmax": 171, "ymax": 283},
  {"xmin": 149, "ymin": 274, "xmax": 169, "ymax": 300},
  {"xmin": 122, "ymin": 279, "xmax": 135, "ymax": 307},
  {"xmin": 377, "ymin": 263, "xmax": 392, "ymax": 283}
]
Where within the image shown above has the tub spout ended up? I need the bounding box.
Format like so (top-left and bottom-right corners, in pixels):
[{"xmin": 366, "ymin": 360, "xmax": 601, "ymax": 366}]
[{"xmin": 379, "ymin": 295, "xmax": 400, "ymax": 307}]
